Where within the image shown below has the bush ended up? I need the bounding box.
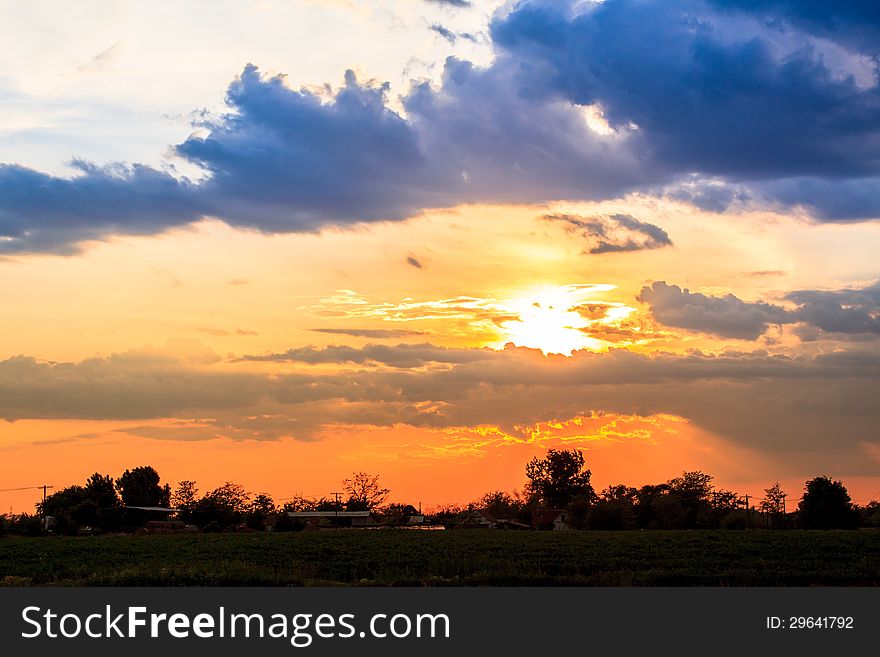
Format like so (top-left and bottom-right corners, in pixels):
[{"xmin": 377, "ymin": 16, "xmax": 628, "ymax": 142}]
[
  {"xmin": 271, "ymin": 513, "xmax": 306, "ymax": 532},
  {"xmin": 798, "ymin": 476, "xmax": 858, "ymax": 529},
  {"xmin": 720, "ymin": 510, "xmax": 749, "ymax": 529},
  {"xmin": 588, "ymin": 500, "xmax": 636, "ymax": 530},
  {"xmin": 8, "ymin": 514, "xmax": 44, "ymax": 537}
]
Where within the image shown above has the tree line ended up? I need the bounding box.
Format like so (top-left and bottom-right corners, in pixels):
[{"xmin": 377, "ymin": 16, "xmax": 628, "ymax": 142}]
[
  {"xmin": 461, "ymin": 449, "xmax": 876, "ymax": 530},
  {"xmin": 1, "ymin": 449, "xmax": 878, "ymax": 536}
]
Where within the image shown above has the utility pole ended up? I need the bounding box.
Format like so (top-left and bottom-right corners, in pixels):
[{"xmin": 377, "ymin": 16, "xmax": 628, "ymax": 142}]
[
  {"xmin": 0, "ymin": 485, "xmax": 54, "ymax": 517},
  {"xmin": 0, "ymin": 484, "xmax": 54, "ymax": 532},
  {"xmin": 744, "ymin": 494, "xmax": 751, "ymax": 529}
]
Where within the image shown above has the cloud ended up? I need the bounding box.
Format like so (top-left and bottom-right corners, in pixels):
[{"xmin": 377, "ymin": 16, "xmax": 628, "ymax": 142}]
[
  {"xmin": 425, "ymin": 0, "xmax": 472, "ymax": 7},
  {"xmin": 304, "ymin": 289, "xmax": 515, "ymax": 325},
  {"xmin": 76, "ymin": 41, "xmax": 125, "ymax": 72},
  {"xmin": 545, "ymin": 213, "xmax": 672, "ymax": 254},
  {"xmin": 2, "ymin": 1, "xmax": 880, "ymax": 253},
  {"xmin": 429, "ymin": 23, "xmax": 478, "ymax": 44},
  {"xmin": 238, "ymin": 343, "xmax": 497, "ymax": 368},
  {"xmin": 197, "ymin": 327, "xmax": 259, "ymax": 337},
  {"xmin": 492, "ymin": 1, "xmax": 880, "ymax": 181},
  {"xmin": 753, "ymin": 177, "xmax": 880, "ymax": 222},
  {"xmin": 310, "ymin": 327, "xmax": 428, "ymax": 339},
  {"xmin": 785, "ymin": 282, "xmax": 880, "ymax": 335},
  {"xmin": 704, "ymin": 0, "xmax": 880, "ymax": 54},
  {"xmin": 638, "ymin": 281, "xmax": 793, "ymax": 339},
  {"xmin": 639, "ymin": 280, "xmax": 880, "ymax": 339},
  {"xmin": 430, "ymin": 24, "xmax": 458, "ymax": 44},
  {"xmin": 0, "ymin": 160, "xmax": 200, "ymax": 254},
  {"xmin": 406, "ymin": 255, "xmax": 424, "ymax": 269},
  {"xmin": 2, "ymin": 342, "xmax": 879, "ymax": 474}
]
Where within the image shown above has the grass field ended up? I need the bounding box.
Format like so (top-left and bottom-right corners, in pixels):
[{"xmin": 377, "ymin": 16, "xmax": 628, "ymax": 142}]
[{"xmin": 1, "ymin": 530, "xmax": 879, "ymax": 586}]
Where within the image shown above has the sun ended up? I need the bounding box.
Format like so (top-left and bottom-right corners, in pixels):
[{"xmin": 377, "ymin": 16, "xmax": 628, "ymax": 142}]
[{"xmin": 493, "ymin": 284, "xmax": 624, "ymax": 356}]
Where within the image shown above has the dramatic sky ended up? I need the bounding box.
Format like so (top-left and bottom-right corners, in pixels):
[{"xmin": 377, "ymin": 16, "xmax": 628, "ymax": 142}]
[{"xmin": 2, "ymin": 0, "xmax": 879, "ymax": 512}]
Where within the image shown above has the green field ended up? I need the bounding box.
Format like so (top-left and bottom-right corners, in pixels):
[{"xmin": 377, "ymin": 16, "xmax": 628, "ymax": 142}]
[{"xmin": 1, "ymin": 530, "xmax": 879, "ymax": 586}]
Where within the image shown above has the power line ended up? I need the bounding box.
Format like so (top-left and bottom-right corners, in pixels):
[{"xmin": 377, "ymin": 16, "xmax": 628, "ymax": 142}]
[{"xmin": 0, "ymin": 485, "xmax": 52, "ymax": 493}]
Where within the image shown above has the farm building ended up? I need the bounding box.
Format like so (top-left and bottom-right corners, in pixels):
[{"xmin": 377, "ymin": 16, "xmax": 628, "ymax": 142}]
[
  {"xmin": 458, "ymin": 509, "xmax": 531, "ymax": 529},
  {"xmin": 395, "ymin": 504, "xmax": 426, "ymax": 525},
  {"xmin": 286, "ymin": 510, "xmax": 374, "ymax": 529}
]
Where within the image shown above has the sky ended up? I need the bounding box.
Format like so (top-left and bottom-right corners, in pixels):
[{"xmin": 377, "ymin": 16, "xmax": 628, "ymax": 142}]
[{"xmin": 1, "ymin": 0, "xmax": 879, "ymax": 512}]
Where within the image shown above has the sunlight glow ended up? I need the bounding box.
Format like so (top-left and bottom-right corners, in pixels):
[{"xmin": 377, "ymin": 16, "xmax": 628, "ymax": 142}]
[{"xmin": 494, "ymin": 284, "xmax": 623, "ymax": 355}]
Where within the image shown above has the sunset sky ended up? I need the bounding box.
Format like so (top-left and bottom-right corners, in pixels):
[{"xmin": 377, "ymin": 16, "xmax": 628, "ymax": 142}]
[{"xmin": 2, "ymin": 0, "xmax": 879, "ymax": 513}]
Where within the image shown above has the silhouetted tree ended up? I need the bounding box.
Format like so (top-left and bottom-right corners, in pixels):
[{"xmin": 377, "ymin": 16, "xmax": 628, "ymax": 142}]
[
  {"xmin": 377, "ymin": 503, "xmax": 417, "ymax": 527},
  {"xmin": 860, "ymin": 501, "xmax": 880, "ymax": 528},
  {"xmin": 798, "ymin": 476, "xmax": 858, "ymax": 529},
  {"xmin": 171, "ymin": 480, "xmax": 199, "ymax": 523},
  {"xmin": 246, "ymin": 493, "xmax": 276, "ymax": 530},
  {"xmin": 667, "ymin": 471, "xmax": 715, "ymax": 528},
  {"xmin": 35, "ymin": 473, "xmax": 122, "ymax": 533},
  {"xmin": 757, "ymin": 482, "xmax": 789, "ymax": 528},
  {"xmin": 6, "ymin": 513, "xmax": 43, "ymax": 536},
  {"xmin": 633, "ymin": 484, "xmax": 669, "ymax": 529},
  {"xmin": 116, "ymin": 466, "xmax": 171, "ymax": 508},
  {"xmin": 315, "ymin": 496, "xmax": 344, "ymax": 511},
  {"xmin": 525, "ymin": 448, "xmax": 595, "ymax": 509},
  {"xmin": 282, "ymin": 495, "xmax": 319, "ymax": 512},
  {"xmin": 342, "ymin": 472, "xmax": 390, "ymax": 510},
  {"xmin": 195, "ymin": 482, "xmax": 251, "ymax": 529},
  {"xmin": 38, "ymin": 486, "xmax": 93, "ymax": 533},
  {"xmin": 425, "ymin": 503, "xmax": 466, "ymax": 527},
  {"xmin": 84, "ymin": 473, "xmax": 121, "ymax": 530},
  {"xmin": 85, "ymin": 473, "xmax": 120, "ymax": 510},
  {"xmin": 477, "ymin": 490, "xmax": 528, "ymax": 522},
  {"xmin": 588, "ymin": 485, "xmax": 638, "ymax": 530},
  {"xmin": 760, "ymin": 482, "xmax": 787, "ymax": 515}
]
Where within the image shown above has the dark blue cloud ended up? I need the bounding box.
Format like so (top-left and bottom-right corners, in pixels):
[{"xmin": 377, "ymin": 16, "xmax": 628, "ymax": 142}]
[
  {"xmin": 1, "ymin": 0, "xmax": 880, "ymax": 254},
  {"xmin": 492, "ymin": 0, "xmax": 880, "ymax": 180},
  {"xmin": 178, "ymin": 66, "xmax": 431, "ymax": 230},
  {"xmin": 754, "ymin": 177, "xmax": 880, "ymax": 221},
  {"xmin": 0, "ymin": 160, "xmax": 200, "ymax": 254},
  {"xmin": 705, "ymin": 1, "xmax": 880, "ymax": 53}
]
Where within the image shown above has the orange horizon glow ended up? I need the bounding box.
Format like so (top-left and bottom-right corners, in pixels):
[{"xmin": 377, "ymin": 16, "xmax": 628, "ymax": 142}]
[
  {"xmin": 2, "ymin": 203, "xmax": 880, "ymax": 515},
  {"xmin": 2, "ymin": 412, "xmax": 878, "ymax": 515}
]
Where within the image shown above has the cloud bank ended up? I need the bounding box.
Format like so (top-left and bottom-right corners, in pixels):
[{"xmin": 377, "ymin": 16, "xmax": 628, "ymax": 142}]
[
  {"xmin": 2, "ymin": 0, "xmax": 880, "ymax": 253},
  {"xmin": 2, "ymin": 342, "xmax": 879, "ymax": 474},
  {"xmin": 639, "ymin": 280, "xmax": 880, "ymax": 339}
]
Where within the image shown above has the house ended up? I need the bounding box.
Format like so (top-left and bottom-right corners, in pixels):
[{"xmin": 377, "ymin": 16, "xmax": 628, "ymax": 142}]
[
  {"xmin": 457, "ymin": 509, "xmax": 531, "ymax": 529},
  {"xmin": 458, "ymin": 509, "xmax": 498, "ymax": 528},
  {"xmin": 397, "ymin": 504, "xmax": 425, "ymax": 525},
  {"xmin": 531, "ymin": 508, "xmax": 570, "ymax": 530}
]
